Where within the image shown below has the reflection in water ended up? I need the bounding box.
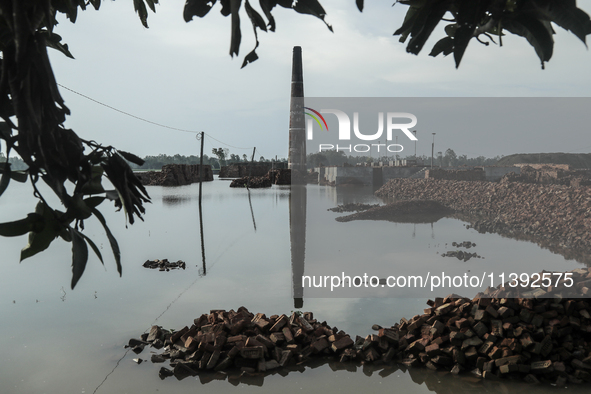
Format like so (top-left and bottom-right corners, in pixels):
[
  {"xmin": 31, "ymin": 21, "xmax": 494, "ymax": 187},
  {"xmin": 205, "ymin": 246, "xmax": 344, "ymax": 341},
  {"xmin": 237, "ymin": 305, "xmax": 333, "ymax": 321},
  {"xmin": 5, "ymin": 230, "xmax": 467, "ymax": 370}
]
[
  {"xmin": 451, "ymin": 212, "xmax": 591, "ymax": 266},
  {"xmin": 163, "ymin": 194, "xmax": 192, "ymax": 206},
  {"xmin": 165, "ymin": 358, "xmax": 584, "ymax": 394},
  {"xmin": 198, "ymin": 190, "xmax": 207, "ymax": 276},
  {"xmin": 247, "ymin": 189, "xmax": 257, "ymax": 232},
  {"xmin": 290, "ymin": 185, "xmax": 306, "ymax": 309}
]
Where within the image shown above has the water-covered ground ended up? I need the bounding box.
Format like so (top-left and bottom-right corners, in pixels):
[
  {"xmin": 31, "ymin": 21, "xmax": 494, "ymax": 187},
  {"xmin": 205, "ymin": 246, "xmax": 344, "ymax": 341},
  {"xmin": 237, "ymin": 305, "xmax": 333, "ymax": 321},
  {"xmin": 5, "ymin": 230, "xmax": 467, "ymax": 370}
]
[{"xmin": 0, "ymin": 179, "xmax": 586, "ymax": 393}]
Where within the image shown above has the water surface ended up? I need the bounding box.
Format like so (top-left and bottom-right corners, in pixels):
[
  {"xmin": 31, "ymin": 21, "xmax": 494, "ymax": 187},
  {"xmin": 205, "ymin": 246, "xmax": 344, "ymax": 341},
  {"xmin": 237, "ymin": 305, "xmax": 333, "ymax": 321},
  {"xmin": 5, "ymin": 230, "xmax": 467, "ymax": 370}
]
[{"xmin": 0, "ymin": 179, "xmax": 586, "ymax": 393}]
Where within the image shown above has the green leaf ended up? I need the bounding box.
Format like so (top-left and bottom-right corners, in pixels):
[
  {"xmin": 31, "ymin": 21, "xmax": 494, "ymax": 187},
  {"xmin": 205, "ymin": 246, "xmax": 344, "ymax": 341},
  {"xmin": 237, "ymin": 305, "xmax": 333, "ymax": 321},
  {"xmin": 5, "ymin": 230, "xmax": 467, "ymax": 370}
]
[
  {"xmin": 503, "ymin": 15, "xmax": 554, "ymax": 67},
  {"xmin": 290, "ymin": 0, "xmax": 333, "ymax": 32},
  {"xmin": 77, "ymin": 231, "xmax": 104, "ymax": 266},
  {"xmin": 241, "ymin": 49, "xmax": 259, "ymax": 68},
  {"xmin": 184, "ymin": 0, "xmax": 218, "ymax": 21},
  {"xmin": 0, "ymin": 122, "xmax": 11, "ymax": 140},
  {"xmin": 245, "ymin": 0, "xmax": 267, "ymax": 31},
  {"xmin": 134, "ymin": 0, "xmax": 150, "ymax": 28},
  {"xmin": 10, "ymin": 170, "xmax": 28, "ymax": 183},
  {"xmin": 538, "ymin": 1, "xmax": 591, "ymax": 44},
  {"xmin": 394, "ymin": 5, "xmax": 420, "ymax": 42},
  {"xmin": 0, "ymin": 213, "xmax": 44, "ymax": 237},
  {"xmin": 406, "ymin": 5, "xmax": 449, "ymax": 55},
  {"xmin": 70, "ymin": 228, "xmax": 89, "ymax": 289},
  {"xmin": 145, "ymin": 0, "xmax": 158, "ymax": 13},
  {"xmin": 21, "ymin": 203, "xmax": 62, "ymax": 261},
  {"xmin": 356, "ymin": 0, "xmax": 364, "ymax": 12},
  {"xmin": 117, "ymin": 150, "xmax": 145, "ymax": 166},
  {"xmin": 91, "ymin": 207, "xmax": 122, "ymax": 276},
  {"xmin": 38, "ymin": 31, "xmax": 75, "ymax": 59},
  {"xmin": 89, "ymin": 0, "xmax": 101, "ymax": 11},
  {"xmin": 259, "ymin": 0, "xmax": 278, "ymax": 31},
  {"xmin": 429, "ymin": 36, "xmax": 454, "ymax": 57},
  {"xmin": 0, "ymin": 161, "xmax": 10, "ymax": 197},
  {"xmin": 229, "ymin": 0, "xmax": 242, "ymax": 57},
  {"xmin": 84, "ymin": 196, "xmax": 106, "ymax": 210}
]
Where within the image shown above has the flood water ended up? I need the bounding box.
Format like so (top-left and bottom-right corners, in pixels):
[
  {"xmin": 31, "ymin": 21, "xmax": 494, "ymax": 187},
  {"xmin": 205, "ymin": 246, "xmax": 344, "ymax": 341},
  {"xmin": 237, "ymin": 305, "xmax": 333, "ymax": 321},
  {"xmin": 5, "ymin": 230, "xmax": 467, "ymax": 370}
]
[{"xmin": 0, "ymin": 178, "xmax": 588, "ymax": 394}]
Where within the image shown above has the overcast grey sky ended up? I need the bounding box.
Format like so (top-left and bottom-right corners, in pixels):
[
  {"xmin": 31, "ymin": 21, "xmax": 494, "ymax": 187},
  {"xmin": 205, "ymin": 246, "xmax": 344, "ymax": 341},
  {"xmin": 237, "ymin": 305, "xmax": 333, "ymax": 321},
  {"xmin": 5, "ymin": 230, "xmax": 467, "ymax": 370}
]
[{"xmin": 47, "ymin": 1, "xmax": 591, "ymax": 160}]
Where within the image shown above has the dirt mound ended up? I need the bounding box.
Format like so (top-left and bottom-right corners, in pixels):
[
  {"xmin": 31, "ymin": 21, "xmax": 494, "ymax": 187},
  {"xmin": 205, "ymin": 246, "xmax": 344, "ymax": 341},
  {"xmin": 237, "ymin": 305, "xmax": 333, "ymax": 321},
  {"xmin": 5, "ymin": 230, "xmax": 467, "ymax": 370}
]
[{"xmin": 336, "ymin": 200, "xmax": 453, "ymax": 223}]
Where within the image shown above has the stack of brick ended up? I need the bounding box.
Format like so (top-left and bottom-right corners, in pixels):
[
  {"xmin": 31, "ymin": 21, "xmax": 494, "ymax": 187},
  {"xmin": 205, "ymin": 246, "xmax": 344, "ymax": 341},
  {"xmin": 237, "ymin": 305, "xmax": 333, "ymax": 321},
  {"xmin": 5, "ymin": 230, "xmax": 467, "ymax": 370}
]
[{"xmin": 130, "ymin": 268, "xmax": 591, "ymax": 385}]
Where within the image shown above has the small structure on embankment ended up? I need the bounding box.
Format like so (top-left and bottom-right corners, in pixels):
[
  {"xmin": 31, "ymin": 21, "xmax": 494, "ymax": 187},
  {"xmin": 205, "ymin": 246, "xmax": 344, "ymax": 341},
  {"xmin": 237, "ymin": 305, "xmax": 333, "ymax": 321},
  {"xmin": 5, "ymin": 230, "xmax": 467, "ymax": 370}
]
[
  {"xmin": 219, "ymin": 162, "xmax": 288, "ymax": 178},
  {"xmin": 136, "ymin": 164, "xmax": 213, "ymax": 186},
  {"xmin": 313, "ymin": 165, "xmax": 524, "ymax": 187}
]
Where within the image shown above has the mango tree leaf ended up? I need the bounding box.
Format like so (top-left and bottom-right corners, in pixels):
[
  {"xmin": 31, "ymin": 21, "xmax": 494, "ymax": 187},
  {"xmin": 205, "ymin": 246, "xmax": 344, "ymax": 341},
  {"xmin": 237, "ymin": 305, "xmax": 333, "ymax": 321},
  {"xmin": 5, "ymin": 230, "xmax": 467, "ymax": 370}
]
[
  {"xmin": 101, "ymin": 153, "xmax": 149, "ymax": 225},
  {"xmin": 290, "ymin": 0, "xmax": 332, "ymax": 32},
  {"xmin": 10, "ymin": 170, "xmax": 28, "ymax": 183},
  {"xmin": 91, "ymin": 207, "xmax": 122, "ymax": 276},
  {"xmin": 503, "ymin": 15, "xmax": 554, "ymax": 67},
  {"xmin": 134, "ymin": 0, "xmax": 150, "ymax": 28},
  {"xmin": 80, "ymin": 165, "xmax": 105, "ymax": 195},
  {"xmin": 21, "ymin": 203, "xmax": 62, "ymax": 261},
  {"xmin": 184, "ymin": 0, "xmax": 218, "ymax": 21},
  {"xmin": 230, "ymin": 0, "xmax": 242, "ymax": 57},
  {"xmin": 89, "ymin": 0, "xmax": 101, "ymax": 11},
  {"xmin": 38, "ymin": 30, "xmax": 75, "ymax": 59},
  {"xmin": 259, "ymin": 0, "xmax": 278, "ymax": 31},
  {"xmin": 77, "ymin": 230, "xmax": 104, "ymax": 266},
  {"xmin": 405, "ymin": 3, "xmax": 449, "ymax": 55},
  {"xmin": 70, "ymin": 228, "xmax": 89, "ymax": 289},
  {"xmin": 537, "ymin": 1, "xmax": 591, "ymax": 44},
  {"xmin": 0, "ymin": 213, "xmax": 44, "ymax": 237},
  {"xmin": 241, "ymin": 0, "xmax": 267, "ymax": 68},
  {"xmin": 145, "ymin": 0, "xmax": 159, "ymax": 13},
  {"xmin": 0, "ymin": 161, "xmax": 10, "ymax": 197},
  {"xmin": 0, "ymin": 121, "xmax": 11, "ymax": 139},
  {"xmin": 394, "ymin": 5, "xmax": 420, "ymax": 43},
  {"xmin": 356, "ymin": 0, "xmax": 364, "ymax": 12},
  {"xmin": 63, "ymin": 195, "xmax": 106, "ymax": 223},
  {"xmin": 429, "ymin": 36, "xmax": 454, "ymax": 57},
  {"xmin": 117, "ymin": 150, "xmax": 145, "ymax": 166}
]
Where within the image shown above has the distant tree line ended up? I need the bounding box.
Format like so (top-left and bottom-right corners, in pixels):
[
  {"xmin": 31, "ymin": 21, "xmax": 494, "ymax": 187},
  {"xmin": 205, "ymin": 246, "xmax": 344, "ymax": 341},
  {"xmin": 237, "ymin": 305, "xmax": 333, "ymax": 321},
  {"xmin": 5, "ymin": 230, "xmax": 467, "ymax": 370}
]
[
  {"xmin": 130, "ymin": 151, "xmax": 287, "ymax": 170},
  {"xmin": 307, "ymin": 149, "xmax": 503, "ymax": 168},
  {"xmin": 0, "ymin": 152, "xmax": 27, "ymax": 170}
]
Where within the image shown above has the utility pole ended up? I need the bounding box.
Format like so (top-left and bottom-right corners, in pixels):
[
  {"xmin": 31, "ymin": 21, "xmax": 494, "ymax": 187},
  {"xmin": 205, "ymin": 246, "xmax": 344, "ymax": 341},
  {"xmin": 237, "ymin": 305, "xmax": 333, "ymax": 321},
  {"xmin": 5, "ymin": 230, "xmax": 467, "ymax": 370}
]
[
  {"xmin": 198, "ymin": 132, "xmax": 205, "ymax": 204},
  {"xmin": 197, "ymin": 131, "xmax": 206, "ymax": 276},
  {"xmin": 247, "ymin": 147, "xmax": 256, "ymax": 189}
]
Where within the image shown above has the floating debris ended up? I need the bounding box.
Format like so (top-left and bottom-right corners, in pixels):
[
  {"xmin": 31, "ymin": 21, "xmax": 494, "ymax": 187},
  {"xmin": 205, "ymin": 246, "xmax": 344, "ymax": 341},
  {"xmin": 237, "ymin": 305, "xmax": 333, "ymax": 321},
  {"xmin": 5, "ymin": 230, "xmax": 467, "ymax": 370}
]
[
  {"xmin": 451, "ymin": 241, "xmax": 476, "ymax": 249},
  {"xmin": 143, "ymin": 259, "xmax": 186, "ymax": 271},
  {"xmin": 441, "ymin": 251, "xmax": 482, "ymax": 262},
  {"xmin": 328, "ymin": 203, "xmax": 379, "ymax": 213}
]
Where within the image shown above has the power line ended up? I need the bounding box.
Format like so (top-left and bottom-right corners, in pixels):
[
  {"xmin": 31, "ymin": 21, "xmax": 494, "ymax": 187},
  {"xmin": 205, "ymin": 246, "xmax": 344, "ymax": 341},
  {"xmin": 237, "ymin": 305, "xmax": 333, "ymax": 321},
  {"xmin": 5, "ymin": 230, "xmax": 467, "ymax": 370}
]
[
  {"xmin": 58, "ymin": 83, "xmax": 255, "ymax": 151},
  {"xmin": 58, "ymin": 83, "xmax": 200, "ymax": 134},
  {"xmin": 204, "ymin": 133, "xmax": 253, "ymax": 150}
]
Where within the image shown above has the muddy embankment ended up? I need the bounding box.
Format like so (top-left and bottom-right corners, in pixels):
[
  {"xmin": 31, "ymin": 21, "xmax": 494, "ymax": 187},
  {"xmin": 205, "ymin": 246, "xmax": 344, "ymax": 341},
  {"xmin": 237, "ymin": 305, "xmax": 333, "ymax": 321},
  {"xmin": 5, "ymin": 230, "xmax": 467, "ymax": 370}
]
[{"xmin": 374, "ymin": 179, "xmax": 591, "ymax": 264}]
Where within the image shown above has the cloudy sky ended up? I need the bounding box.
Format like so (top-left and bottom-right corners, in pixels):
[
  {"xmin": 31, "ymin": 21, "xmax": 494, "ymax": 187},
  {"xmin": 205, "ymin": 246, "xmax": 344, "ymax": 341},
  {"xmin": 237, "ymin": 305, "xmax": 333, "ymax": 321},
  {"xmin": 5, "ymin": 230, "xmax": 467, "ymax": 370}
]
[{"xmin": 48, "ymin": 0, "xmax": 591, "ymax": 160}]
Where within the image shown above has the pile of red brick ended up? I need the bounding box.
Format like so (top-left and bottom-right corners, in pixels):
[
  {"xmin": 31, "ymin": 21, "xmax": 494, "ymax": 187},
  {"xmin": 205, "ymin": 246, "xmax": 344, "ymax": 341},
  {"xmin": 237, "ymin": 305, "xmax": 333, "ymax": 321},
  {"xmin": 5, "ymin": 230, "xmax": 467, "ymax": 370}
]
[{"xmin": 130, "ymin": 268, "xmax": 591, "ymax": 385}]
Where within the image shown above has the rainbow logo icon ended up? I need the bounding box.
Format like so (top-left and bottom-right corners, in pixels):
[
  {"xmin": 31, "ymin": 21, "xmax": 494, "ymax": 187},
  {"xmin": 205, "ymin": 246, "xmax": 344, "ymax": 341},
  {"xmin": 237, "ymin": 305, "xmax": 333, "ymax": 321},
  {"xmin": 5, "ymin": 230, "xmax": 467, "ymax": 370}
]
[{"xmin": 304, "ymin": 107, "xmax": 328, "ymax": 131}]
